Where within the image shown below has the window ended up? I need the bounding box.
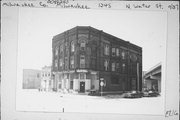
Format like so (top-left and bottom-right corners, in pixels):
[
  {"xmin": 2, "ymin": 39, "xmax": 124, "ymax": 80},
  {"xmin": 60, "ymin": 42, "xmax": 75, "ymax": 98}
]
[
  {"xmin": 80, "ymin": 73, "xmax": 86, "ymax": 79},
  {"xmin": 112, "ymin": 62, "xmax": 116, "ymax": 71},
  {"xmin": 104, "ymin": 44, "xmax": 110, "ymax": 55},
  {"xmin": 116, "ymin": 48, "xmax": 120, "ymax": 56},
  {"xmin": 80, "ymin": 55, "xmax": 85, "ymax": 68},
  {"xmin": 60, "ymin": 44, "xmax": 64, "ymax": 53},
  {"xmin": 122, "ymin": 63, "xmax": 126, "ymax": 73},
  {"xmin": 71, "ymin": 41, "xmax": 75, "ymax": 52},
  {"xmin": 59, "ymin": 58, "xmax": 63, "ymax": 67},
  {"xmin": 70, "ymin": 56, "xmax": 74, "ymax": 68},
  {"xmin": 122, "ymin": 51, "xmax": 126, "ymax": 59},
  {"xmin": 65, "ymin": 57, "xmax": 68, "ymax": 69},
  {"xmin": 55, "ymin": 59, "xmax": 58, "ymax": 67},
  {"xmin": 116, "ymin": 63, "xmax": 119, "ymax": 71},
  {"xmin": 55, "ymin": 47, "xmax": 59, "ymax": 56},
  {"xmin": 112, "ymin": 48, "xmax": 116, "ymax": 56},
  {"xmin": 80, "ymin": 40, "xmax": 86, "ymax": 51},
  {"xmin": 104, "ymin": 59, "xmax": 109, "ymax": 71}
]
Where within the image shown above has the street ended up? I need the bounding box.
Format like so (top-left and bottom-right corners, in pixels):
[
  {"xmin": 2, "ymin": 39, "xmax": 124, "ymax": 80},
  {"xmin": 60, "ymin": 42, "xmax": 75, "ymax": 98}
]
[{"xmin": 16, "ymin": 89, "xmax": 164, "ymax": 115}]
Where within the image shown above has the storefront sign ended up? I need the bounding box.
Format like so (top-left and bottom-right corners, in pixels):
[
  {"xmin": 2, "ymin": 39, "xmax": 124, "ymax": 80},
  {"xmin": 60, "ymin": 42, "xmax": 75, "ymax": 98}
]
[{"xmin": 76, "ymin": 69, "xmax": 88, "ymax": 73}]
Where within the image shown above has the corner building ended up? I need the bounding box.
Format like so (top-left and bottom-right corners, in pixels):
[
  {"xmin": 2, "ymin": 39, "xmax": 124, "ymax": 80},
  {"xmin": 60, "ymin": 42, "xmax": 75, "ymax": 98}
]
[{"xmin": 52, "ymin": 26, "xmax": 142, "ymax": 93}]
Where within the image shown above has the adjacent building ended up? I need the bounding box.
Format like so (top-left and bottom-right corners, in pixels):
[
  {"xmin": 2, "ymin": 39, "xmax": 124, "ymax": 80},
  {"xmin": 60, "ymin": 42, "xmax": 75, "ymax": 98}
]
[
  {"xmin": 23, "ymin": 69, "xmax": 41, "ymax": 89},
  {"xmin": 52, "ymin": 26, "xmax": 142, "ymax": 93},
  {"xmin": 41, "ymin": 66, "xmax": 53, "ymax": 91}
]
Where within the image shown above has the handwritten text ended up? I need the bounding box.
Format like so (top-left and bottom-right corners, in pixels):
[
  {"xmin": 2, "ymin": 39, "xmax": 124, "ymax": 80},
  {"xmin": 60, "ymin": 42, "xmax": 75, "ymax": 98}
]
[{"xmin": 165, "ymin": 110, "xmax": 178, "ymax": 117}]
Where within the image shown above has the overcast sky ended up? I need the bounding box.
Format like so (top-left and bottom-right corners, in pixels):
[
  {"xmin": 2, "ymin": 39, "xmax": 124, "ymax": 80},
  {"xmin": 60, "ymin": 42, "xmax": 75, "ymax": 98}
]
[{"xmin": 18, "ymin": 8, "xmax": 167, "ymax": 71}]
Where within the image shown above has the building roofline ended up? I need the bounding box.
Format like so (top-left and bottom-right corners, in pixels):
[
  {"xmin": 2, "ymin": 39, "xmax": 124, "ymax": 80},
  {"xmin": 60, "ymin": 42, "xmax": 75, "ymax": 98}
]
[{"xmin": 53, "ymin": 26, "xmax": 142, "ymax": 49}]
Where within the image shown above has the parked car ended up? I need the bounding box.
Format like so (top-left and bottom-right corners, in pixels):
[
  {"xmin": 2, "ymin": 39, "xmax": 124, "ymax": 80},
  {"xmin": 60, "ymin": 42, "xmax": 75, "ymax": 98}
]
[
  {"xmin": 124, "ymin": 91, "xmax": 143, "ymax": 98},
  {"xmin": 143, "ymin": 90, "xmax": 160, "ymax": 97},
  {"xmin": 147, "ymin": 91, "xmax": 160, "ymax": 97}
]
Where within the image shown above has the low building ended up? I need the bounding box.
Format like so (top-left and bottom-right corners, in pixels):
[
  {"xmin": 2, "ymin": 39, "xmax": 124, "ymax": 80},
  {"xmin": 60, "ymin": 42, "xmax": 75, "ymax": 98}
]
[
  {"xmin": 23, "ymin": 69, "xmax": 41, "ymax": 89},
  {"xmin": 144, "ymin": 63, "xmax": 161, "ymax": 93},
  {"xmin": 40, "ymin": 66, "xmax": 53, "ymax": 91},
  {"xmin": 52, "ymin": 26, "xmax": 142, "ymax": 93}
]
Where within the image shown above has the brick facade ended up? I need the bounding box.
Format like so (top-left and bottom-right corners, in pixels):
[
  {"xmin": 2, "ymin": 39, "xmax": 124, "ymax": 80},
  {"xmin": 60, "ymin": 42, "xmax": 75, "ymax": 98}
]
[{"xmin": 52, "ymin": 26, "xmax": 142, "ymax": 93}]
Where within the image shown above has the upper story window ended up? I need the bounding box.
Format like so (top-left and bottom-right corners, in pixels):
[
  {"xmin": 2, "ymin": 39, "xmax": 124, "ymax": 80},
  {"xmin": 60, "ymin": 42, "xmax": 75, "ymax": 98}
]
[
  {"xmin": 122, "ymin": 63, "xmax": 126, "ymax": 73},
  {"xmin": 116, "ymin": 62, "xmax": 120, "ymax": 71},
  {"xmin": 122, "ymin": 51, "xmax": 126, "ymax": 59},
  {"xmin": 70, "ymin": 56, "xmax": 74, "ymax": 69},
  {"xmin": 71, "ymin": 41, "xmax": 75, "ymax": 52},
  {"xmin": 112, "ymin": 48, "xmax": 116, "ymax": 56},
  {"xmin": 80, "ymin": 40, "xmax": 86, "ymax": 51},
  {"xmin": 59, "ymin": 58, "xmax": 63, "ymax": 67},
  {"xmin": 65, "ymin": 57, "xmax": 68, "ymax": 69},
  {"xmin": 111, "ymin": 62, "xmax": 116, "ymax": 71},
  {"xmin": 104, "ymin": 59, "xmax": 109, "ymax": 71},
  {"xmin": 80, "ymin": 55, "xmax": 85, "ymax": 68},
  {"xmin": 55, "ymin": 59, "xmax": 58, "ymax": 68},
  {"xmin": 104, "ymin": 44, "xmax": 110, "ymax": 56},
  {"xmin": 55, "ymin": 47, "xmax": 59, "ymax": 56},
  {"xmin": 116, "ymin": 48, "xmax": 120, "ymax": 56},
  {"xmin": 60, "ymin": 44, "xmax": 64, "ymax": 53}
]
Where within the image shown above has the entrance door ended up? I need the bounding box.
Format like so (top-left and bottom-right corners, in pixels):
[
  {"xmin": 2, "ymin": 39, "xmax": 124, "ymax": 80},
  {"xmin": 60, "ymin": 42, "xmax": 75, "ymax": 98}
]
[{"xmin": 80, "ymin": 82, "xmax": 85, "ymax": 92}]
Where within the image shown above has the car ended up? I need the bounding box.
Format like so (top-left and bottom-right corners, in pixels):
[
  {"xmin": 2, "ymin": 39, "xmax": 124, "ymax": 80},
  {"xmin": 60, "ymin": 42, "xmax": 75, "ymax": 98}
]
[
  {"xmin": 148, "ymin": 91, "xmax": 160, "ymax": 97},
  {"xmin": 124, "ymin": 91, "xmax": 143, "ymax": 98},
  {"xmin": 143, "ymin": 90, "xmax": 160, "ymax": 97}
]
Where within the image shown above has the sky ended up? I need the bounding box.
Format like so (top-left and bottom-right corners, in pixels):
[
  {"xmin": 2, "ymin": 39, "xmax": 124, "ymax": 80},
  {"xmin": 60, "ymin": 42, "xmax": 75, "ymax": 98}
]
[{"xmin": 18, "ymin": 8, "xmax": 167, "ymax": 71}]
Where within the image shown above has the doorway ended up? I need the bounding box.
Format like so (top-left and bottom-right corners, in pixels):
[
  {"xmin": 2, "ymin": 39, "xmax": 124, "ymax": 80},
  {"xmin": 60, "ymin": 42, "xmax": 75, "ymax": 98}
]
[{"xmin": 80, "ymin": 82, "xmax": 85, "ymax": 92}]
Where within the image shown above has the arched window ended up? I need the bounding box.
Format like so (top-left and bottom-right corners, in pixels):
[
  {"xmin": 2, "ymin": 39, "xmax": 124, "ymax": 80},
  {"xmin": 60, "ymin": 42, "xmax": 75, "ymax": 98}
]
[{"xmin": 71, "ymin": 41, "xmax": 75, "ymax": 52}]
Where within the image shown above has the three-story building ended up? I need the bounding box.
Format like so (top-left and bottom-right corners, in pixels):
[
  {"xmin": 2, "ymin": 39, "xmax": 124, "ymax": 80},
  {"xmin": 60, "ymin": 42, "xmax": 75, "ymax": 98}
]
[{"xmin": 52, "ymin": 26, "xmax": 142, "ymax": 93}]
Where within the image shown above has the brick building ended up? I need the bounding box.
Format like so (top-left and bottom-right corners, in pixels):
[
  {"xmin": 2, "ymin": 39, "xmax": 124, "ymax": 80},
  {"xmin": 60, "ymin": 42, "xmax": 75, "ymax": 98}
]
[{"xmin": 52, "ymin": 26, "xmax": 142, "ymax": 93}]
